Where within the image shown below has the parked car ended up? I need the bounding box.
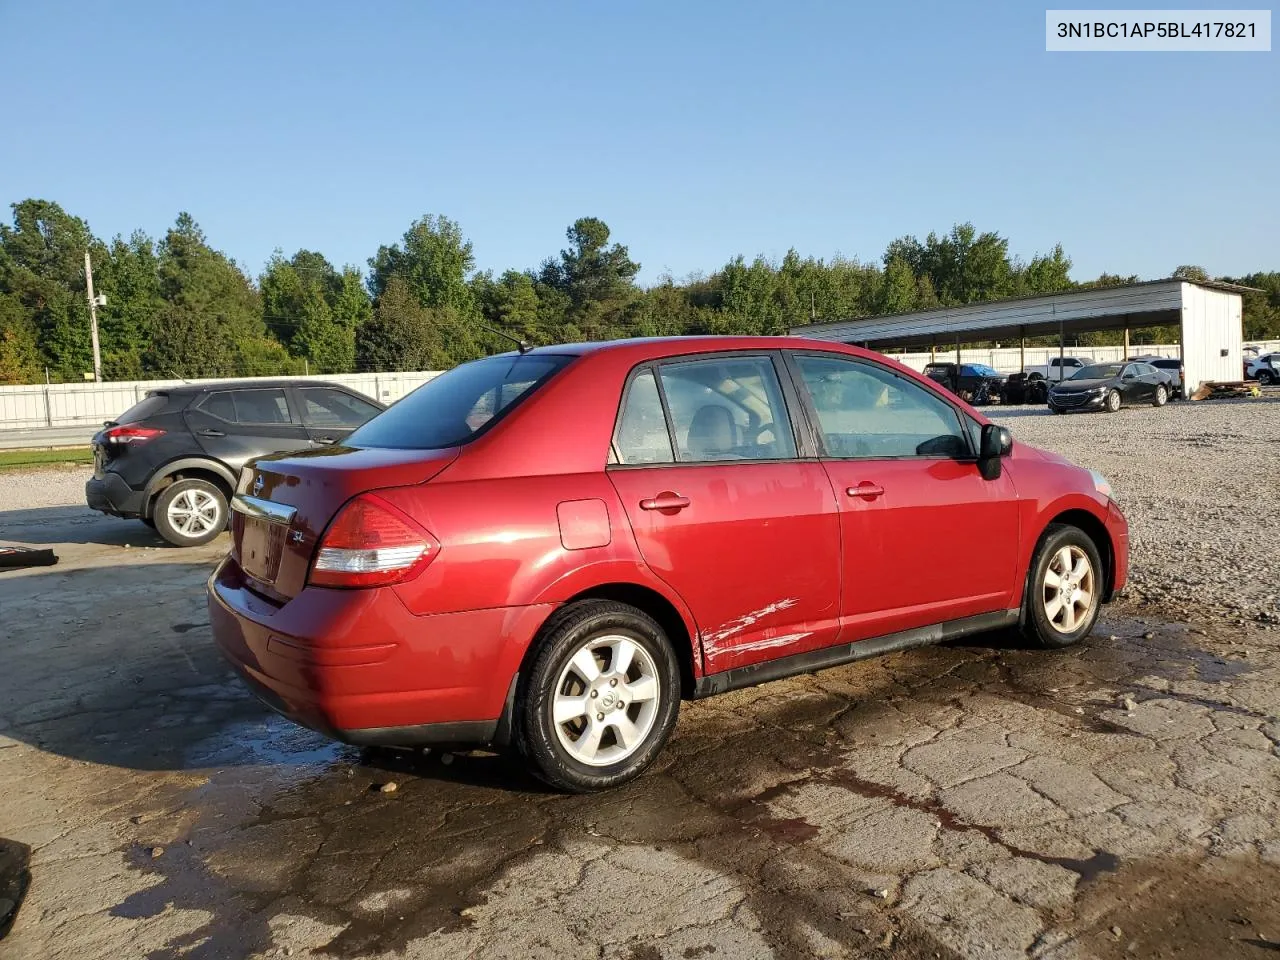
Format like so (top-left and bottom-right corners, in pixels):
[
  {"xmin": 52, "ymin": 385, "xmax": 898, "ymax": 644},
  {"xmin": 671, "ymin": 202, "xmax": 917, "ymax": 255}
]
[
  {"xmin": 1047, "ymin": 361, "xmax": 1173, "ymax": 414},
  {"xmin": 86, "ymin": 380, "xmax": 385, "ymax": 546},
  {"xmin": 922, "ymin": 362, "xmax": 1007, "ymax": 404},
  {"xmin": 1245, "ymin": 352, "xmax": 1280, "ymax": 385},
  {"xmin": 1127, "ymin": 356, "xmax": 1185, "ymax": 398},
  {"xmin": 1025, "ymin": 356, "xmax": 1087, "ymax": 385},
  {"xmin": 1002, "ymin": 371, "xmax": 1047, "ymax": 404},
  {"xmin": 209, "ymin": 337, "xmax": 1129, "ymax": 792}
]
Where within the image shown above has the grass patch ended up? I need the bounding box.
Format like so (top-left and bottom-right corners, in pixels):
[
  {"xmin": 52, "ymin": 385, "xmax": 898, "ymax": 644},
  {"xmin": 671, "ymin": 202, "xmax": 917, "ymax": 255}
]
[{"xmin": 0, "ymin": 447, "xmax": 93, "ymax": 472}]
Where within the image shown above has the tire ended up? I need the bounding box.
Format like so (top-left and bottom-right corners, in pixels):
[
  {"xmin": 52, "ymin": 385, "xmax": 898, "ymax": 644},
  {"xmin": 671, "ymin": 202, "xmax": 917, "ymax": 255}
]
[
  {"xmin": 1050, "ymin": 406, "xmax": 1065, "ymax": 415},
  {"xmin": 1260, "ymin": 370, "xmax": 1278, "ymax": 386},
  {"xmin": 515, "ymin": 599, "xmax": 681, "ymax": 793},
  {"xmin": 141, "ymin": 517, "xmax": 156, "ymax": 529},
  {"xmin": 152, "ymin": 478, "xmax": 228, "ymax": 547},
  {"xmin": 1104, "ymin": 389, "xmax": 1121, "ymax": 413},
  {"xmin": 1152, "ymin": 384, "xmax": 1168, "ymax": 407},
  {"xmin": 1021, "ymin": 524, "xmax": 1104, "ymax": 649}
]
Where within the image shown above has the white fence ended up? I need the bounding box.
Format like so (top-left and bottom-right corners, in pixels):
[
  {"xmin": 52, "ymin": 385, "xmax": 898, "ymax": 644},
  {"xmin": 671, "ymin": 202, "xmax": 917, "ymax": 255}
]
[
  {"xmin": 5, "ymin": 335, "xmax": 1280, "ymax": 434},
  {"xmin": 0, "ymin": 371, "xmax": 441, "ymax": 432}
]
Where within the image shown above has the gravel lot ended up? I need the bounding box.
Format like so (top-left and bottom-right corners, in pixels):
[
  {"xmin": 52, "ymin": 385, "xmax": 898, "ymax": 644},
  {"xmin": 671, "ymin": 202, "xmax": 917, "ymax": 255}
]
[
  {"xmin": 991, "ymin": 396, "xmax": 1280, "ymax": 625},
  {"xmin": 1, "ymin": 395, "xmax": 1278, "ymax": 960}
]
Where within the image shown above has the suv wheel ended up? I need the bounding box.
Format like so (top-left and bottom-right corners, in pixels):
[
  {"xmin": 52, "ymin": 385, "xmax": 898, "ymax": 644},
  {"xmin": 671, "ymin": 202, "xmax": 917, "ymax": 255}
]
[
  {"xmin": 1021, "ymin": 524, "xmax": 1104, "ymax": 649},
  {"xmin": 153, "ymin": 478, "xmax": 227, "ymax": 547},
  {"xmin": 516, "ymin": 600, "xmax": 680, "ymax": 792}
]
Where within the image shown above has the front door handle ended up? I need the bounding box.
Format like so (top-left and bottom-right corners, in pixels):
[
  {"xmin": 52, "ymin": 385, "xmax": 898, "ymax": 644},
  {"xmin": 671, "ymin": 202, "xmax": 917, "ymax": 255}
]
[
  {"xmin": 639, "ymin": 493, "xmax": 691, "ymax": 512},
  {"xmin": 313, "ymin": 435, "xmax": 337, "ymax": 445},
  {"xmin": 847, "ymin": 482, "xmax": 885, "ymax": 501},
  {"xmin": 198, "ymin": 429, "xmax": 225, "ymax": 438}
]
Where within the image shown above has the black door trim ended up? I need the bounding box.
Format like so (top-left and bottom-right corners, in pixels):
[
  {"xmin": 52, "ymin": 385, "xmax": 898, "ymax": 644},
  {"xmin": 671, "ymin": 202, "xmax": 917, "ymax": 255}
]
[{"xmin": 691, "ymin": 608, "xmax": 1020, "ymax": 698}]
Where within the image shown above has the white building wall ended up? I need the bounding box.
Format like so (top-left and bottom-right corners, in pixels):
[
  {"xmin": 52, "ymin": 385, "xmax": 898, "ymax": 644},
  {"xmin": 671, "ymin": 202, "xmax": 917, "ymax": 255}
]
[{"xmin": 1179, "ymin": 283, "xmax": 1244, "ymax": 394}]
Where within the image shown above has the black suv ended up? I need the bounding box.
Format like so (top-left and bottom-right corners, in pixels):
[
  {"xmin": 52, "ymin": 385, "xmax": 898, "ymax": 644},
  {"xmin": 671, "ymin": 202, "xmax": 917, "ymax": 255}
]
[{"xmin": 85, "ymin": 380, "xmax": 385, "ymax": 546}]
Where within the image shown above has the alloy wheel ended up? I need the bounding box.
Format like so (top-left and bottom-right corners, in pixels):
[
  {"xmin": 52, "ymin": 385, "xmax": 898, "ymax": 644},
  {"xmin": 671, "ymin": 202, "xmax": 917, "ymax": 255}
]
[
  {"xmin": 1042, "ymin": 545, "xmax": 1096, "ymax": 634},
  {"xmin": 551, "ymin": 634, "xmax": 661, "ymax": 767},
  {"xmin": 166, "ymin": 488, "xmax": 221, "ymax": 538}
]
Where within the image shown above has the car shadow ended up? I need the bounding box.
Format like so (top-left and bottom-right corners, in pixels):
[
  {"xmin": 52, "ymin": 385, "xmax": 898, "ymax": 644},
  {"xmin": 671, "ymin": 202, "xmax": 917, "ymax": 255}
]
[{"xmin": 0, "ymin": 505, "xmax": 192, "ymax": 548}]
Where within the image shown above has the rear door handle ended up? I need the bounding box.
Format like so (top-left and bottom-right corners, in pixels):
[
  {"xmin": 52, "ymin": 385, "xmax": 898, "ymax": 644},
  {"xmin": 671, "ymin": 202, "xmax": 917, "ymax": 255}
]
[
  {"xmin": 847, "ymin": 482, "xmax": 885, "ymax": 501},
  {"xmin": 198, "ymin": 429, "xmax": 225, "ymax": 438},
  {"xmin": 639, "ymin": 493, "xmax": 691, "ymax": 511}
]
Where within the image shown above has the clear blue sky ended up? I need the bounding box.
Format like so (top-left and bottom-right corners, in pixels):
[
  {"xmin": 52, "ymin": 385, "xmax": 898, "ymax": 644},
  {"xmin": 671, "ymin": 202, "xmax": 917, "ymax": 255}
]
[{"xmin": 3, "ymin": 0, "xmax": 1276, "ymax": 284}]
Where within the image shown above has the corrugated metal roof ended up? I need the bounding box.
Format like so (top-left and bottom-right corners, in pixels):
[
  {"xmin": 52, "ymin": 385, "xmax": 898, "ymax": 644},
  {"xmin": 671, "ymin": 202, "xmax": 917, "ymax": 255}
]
[{"xmin": 790, "ymin": 278, "xmax": 1257, "ymax": 347}]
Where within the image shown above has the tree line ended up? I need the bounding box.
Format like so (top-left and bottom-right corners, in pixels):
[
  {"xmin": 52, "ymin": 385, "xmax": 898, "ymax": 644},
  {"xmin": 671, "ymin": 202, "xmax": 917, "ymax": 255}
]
[{"xmin": 1, "ymin": 197, "xmax": 1277, "ymax": 385}]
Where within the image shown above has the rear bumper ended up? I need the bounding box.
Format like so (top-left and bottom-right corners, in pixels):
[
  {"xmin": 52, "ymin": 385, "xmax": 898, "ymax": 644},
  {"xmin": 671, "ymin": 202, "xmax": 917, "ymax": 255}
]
[
  {"xmin": 85, "ymin": 472, "xmax": 147, "ymax": 518},
  {"xmin": 206, "ymin": 556, "xmax": 552, "ymax": 747}
]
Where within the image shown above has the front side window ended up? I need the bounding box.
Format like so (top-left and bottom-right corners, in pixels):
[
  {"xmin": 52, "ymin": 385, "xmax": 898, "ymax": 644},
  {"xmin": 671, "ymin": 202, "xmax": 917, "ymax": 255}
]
[
  {"xmin": 793, "ymin": 354, "xmax": 970, "ymax": 459},
  {"xmin": 233, "ymin": 389, "xmax": 291, "ymax": 424},
  {"xmin": 298, "ymin": 388, "xmax": 380, "ymax": 428},
  {"xmin": 656, "ymin": 356, "xmax": 797, "ymax": 463},
  {"xmin": 197, "ymin": 392, "xmax": 236, "ymax": 422}
]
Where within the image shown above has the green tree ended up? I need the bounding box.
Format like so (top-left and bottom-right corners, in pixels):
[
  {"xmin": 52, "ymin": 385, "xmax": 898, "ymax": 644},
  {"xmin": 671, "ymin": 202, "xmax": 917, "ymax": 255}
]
[
  {"xmin": 1172, "ymin": 264, "xmax": 1210, "ymax": 282},
  {"xmin": 541, "ymin": 217, "xmax": 641, "ymax": 310},
  {"xmin": 0, "ymin": 199, "xmax": 100, "ymax": 379},
  {"xmin": 368, "ymin": 215, "xmax": 476, "ymax": 315},
  {"xmin": 147, "ymin": 213, "xmax": 278, "ymax": 378},
  {"xmin": 0, "ymin": 292, "xmax": 42, "ymax": 383},
  {"xmin": 261, "ymin": 250, "xmax": 364, "ymax": 373},
  {"xmin": 97, "ymin": 231, "xmax": 162, "ymax": 380},
  {"xmin": 355, "ymin": 274, "xmax": 450, "ymax": 371}
]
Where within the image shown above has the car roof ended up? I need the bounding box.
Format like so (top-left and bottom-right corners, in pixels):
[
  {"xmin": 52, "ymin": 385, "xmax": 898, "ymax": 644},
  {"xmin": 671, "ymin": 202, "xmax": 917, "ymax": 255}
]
[
  {"xmin": 502, "ymin": 336, "xmax": 893, "ymax": 365},
  {"xmin": 157, "ymin": 379, "xmax": 359, "ymax": 395}
]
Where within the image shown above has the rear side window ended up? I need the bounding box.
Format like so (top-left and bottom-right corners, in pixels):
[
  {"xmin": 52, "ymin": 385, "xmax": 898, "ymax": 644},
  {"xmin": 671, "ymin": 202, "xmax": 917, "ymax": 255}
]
[
  {"xmin": 233, "ymin": 389, "xmax": 292, "ymax": 424},
  {"xmin": 115, "ymin": 394, "xmax": 169, "ymax": 424},
  {"xmin": 657, "ymin": 356, "xmax": 797, "ymax": 463},
  {"xmin": 298, "ymin": 388, "xmax": 380, "ymax": 428},
  {"xmin": 614, "ymin": 371, "xmax": 675, "ymax": 465},
  {"xmin": 199, "ymin": 391, "xmax": 237, "ymax": 422},
  {"xmin": 349, "ymin": 354, "xmax": 572, "ymax": 449}
]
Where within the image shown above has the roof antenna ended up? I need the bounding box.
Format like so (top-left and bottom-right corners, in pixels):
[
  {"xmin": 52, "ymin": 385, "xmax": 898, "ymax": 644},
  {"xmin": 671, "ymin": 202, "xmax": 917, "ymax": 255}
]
[{"xmin": 480, "ymin": 324, "xmax": 530, "ymax": 354}]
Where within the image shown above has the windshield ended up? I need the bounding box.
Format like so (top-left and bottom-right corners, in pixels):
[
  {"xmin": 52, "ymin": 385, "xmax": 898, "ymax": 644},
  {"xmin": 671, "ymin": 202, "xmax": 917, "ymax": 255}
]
[
  {"xmin": 348, "ymin": 353, "xmax": 573, "ymax": 449},
  {"xmin": 1071, "ymin": 363, "xmax": 1124, "ymax": 380}
]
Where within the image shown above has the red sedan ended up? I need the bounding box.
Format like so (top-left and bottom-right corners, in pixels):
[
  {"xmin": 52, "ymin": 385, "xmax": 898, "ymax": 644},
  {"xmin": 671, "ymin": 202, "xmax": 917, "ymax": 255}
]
[{"xmin": 208, "ymin": 337, "xmax": 1128, "ymax": 791}]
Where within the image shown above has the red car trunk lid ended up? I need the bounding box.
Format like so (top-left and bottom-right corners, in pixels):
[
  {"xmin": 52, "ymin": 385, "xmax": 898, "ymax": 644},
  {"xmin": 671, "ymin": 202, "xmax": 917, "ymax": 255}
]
[{"xmin": 232, "ymin": 445, "xmax": 459, "ymax": 602}]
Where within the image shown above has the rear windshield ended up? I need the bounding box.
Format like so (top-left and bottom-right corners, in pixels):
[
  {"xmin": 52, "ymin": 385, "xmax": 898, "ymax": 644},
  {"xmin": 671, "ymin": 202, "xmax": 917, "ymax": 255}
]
[
  {"xmin": 115, "ymin": 393, "xmax": 170, "ymax": 424},
  {"xmin": 348, "ymin": 354, "xmax": 573, "ymax": 449}
]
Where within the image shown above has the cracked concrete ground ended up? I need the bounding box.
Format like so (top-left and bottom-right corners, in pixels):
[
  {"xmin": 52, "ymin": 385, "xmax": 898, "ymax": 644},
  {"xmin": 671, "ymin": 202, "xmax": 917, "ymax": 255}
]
[{"xmin": 2, "ymin": 401, "xmax": 1279, "ymax": 959}]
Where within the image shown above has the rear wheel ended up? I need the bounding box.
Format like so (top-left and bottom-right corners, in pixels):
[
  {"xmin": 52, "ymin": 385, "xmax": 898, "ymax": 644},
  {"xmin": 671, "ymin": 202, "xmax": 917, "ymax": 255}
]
[
  {"xmin": 1021, "ymin": 525, "xmax": 1104, "ymax": 649},
  {"xmin": 1259, "ymin": 369, "xmax": 1278, "ymax": 386},
  {"xmin": 516, "ymin": 600, "xmax": 680, "ymax": 792},
  {"xmin": 1104, "ymin": 389, "xmax": 1121, "ymax": 413},
  {"xmin": 153, "ymin": 478, "xmax": 227, "ymax": 547},
  {"xmin": 1152, "ymin": 384, "xmax": 1168, "ymax": 407}
]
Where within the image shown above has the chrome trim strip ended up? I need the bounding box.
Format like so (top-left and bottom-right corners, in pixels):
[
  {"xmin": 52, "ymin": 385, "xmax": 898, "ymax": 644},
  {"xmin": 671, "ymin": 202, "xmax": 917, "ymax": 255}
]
[{"xmin": 230, "ymin": 494, "xmax": 296, "ymax": 525}]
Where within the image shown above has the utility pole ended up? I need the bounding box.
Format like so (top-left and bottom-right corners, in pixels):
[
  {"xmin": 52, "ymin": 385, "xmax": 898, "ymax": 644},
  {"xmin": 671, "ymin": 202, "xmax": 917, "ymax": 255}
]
[
  {"xmin": 84, "ymin": 251, "xmax": 103, "ymax": 382},
  {"xmin": 810, "ymin": 291, "xmax": 816, "ymax": 322}
]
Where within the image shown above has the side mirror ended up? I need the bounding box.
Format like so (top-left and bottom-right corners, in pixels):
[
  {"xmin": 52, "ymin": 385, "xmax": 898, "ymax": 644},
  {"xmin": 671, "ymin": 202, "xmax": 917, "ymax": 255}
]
[{"xmin": 978, "ymin": 424, "xmax": 1012, "ymax": 480}]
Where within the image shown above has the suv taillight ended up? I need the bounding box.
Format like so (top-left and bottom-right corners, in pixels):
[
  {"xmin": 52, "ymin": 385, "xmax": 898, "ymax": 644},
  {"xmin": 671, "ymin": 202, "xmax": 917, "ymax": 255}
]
[
  {"xmin": 309, "ymin": 494, "xmax": 438, "ymax": 588},
  {"xmin": 102, "ymin": 425, "xmax": 164, "ymax": 445}
]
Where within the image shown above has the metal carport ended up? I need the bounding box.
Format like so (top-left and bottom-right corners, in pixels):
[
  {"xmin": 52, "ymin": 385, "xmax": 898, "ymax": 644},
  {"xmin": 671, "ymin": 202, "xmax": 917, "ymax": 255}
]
[{"xmin": 790, "ymin": 279, "xmax": 1251, "ymax": 398}]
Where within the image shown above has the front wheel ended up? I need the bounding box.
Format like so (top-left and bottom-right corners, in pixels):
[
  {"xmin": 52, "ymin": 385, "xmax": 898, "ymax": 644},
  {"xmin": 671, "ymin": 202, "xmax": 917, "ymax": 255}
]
[
  {"xmin": 1021, "ymin": 525, "xmax": 1104, "ymax": 649},
  {"xmin": 1104, "ymin": 389, "xmax": 1122, "ymax": 413},
  {"xmin": 153, "ymin": 478, "xmax": 228, "ymax": 547},
  {"xmin": 1152, "ymin": 384, "xmax": 1168, "ymax": 407},
  {"xmin": 516, "ymin": 600, "xmax": 681, "ymax": 792}
]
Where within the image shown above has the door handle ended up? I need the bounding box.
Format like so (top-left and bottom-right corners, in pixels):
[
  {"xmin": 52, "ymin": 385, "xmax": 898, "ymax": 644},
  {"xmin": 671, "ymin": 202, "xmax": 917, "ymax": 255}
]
[
  {"xmin": 313, "ymin": 436, "xmax": 337, "ymax": 445},
  {"xmin": 198, "ymin": 429, "xmax": 225, "ymax": 438},
  {"xmin": 846, "ymin": 482, "xmax": 885, "ymax": 501},
  {"xmin": 639, "ymin": 493, "xmax": 691, "ymax": 511}
]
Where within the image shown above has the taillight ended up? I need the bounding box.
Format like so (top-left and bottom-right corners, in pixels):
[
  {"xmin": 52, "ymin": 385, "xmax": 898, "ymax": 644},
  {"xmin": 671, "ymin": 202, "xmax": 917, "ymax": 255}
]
[
  {"xmin": 102, "ymin": 425, "xmax": 164, "ymax": 445},
  {"xmin": 309, "ymin": 494, "xmax": 438, "ymax": 588}
]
